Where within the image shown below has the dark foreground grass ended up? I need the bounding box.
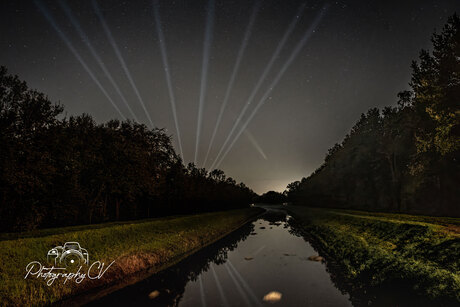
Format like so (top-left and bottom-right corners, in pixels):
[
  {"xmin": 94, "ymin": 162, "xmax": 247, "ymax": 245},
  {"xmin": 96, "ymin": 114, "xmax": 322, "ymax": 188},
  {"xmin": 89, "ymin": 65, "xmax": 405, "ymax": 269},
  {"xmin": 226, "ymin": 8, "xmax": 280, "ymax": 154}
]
[
  {"xmin": 0, "ymin": 208, "xmax": 263, "ymax": 306},
  {"xmin": 287, "ymin": 206, "xmax": 460, "ymax": 304}
]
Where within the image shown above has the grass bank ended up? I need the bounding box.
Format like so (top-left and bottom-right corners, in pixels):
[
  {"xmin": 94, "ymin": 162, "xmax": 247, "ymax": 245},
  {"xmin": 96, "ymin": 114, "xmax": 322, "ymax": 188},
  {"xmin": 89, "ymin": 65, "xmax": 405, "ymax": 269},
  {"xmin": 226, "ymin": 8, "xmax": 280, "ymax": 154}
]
[
  {"xmin": 0, "ymin": 207, "xmax": 263, "ymax": 306},
  {"xmin": 287, "ymin": 206, "xmax": 460, "ymax": 304}
]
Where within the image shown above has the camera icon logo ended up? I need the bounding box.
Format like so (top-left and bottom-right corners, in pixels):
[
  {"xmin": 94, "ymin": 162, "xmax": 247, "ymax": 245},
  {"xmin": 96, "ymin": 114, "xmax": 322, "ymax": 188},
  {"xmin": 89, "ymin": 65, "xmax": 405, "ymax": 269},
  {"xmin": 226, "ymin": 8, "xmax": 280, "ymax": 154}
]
[{"xmin": 47, "ymin": 242, "xmax": 89, "ymax": 267}]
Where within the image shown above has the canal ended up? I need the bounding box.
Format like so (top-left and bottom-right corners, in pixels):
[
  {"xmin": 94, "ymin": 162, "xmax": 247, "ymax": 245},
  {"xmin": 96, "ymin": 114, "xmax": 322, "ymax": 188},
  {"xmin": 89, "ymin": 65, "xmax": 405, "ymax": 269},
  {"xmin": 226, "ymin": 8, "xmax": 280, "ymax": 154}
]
[{"xmin": 88, "ymin": 206, "xmax": 352, "ymax": 306}]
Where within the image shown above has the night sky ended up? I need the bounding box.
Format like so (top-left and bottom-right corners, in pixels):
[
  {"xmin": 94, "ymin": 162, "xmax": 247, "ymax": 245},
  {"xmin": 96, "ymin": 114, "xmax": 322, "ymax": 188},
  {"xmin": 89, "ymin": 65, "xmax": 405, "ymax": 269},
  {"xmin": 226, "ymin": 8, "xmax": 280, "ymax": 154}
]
[{"xmin": 1, "ymin": 0, "xmax": 459, "ymax": 194}]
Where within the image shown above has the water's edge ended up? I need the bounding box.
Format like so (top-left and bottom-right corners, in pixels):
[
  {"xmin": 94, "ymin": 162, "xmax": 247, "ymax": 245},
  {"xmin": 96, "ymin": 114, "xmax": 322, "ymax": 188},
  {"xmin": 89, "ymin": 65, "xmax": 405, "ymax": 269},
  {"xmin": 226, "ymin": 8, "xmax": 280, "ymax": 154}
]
[
  {"xmin": 88, "ymin": 206, "xmax": 353, "ymax": 306},
  {"xmin": 55, "ymin": 209, "xmax": 266, "ymax": 307}
]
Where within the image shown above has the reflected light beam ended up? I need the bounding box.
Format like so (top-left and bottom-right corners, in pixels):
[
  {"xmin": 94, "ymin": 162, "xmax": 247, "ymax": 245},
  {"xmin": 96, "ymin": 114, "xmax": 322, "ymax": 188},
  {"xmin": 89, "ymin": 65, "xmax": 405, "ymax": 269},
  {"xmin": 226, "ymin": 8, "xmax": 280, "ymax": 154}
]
[
  {"xmin": 210, "ymin": 265, "xmax": 230, "ymax": 307},
  {"xmin": 34, "ymin": 0, "xmax": 126, "ymax": 119},
  {"xmin": 252, "ymin": 245, "xmax": 266, "ymax": 257},
  {"xmin": 202, "ymin": 0, "xmax": 261, "ymax": 168},
  {"xmin": 198, "ymin": 275, "xmax": 207, "ymax": 307},
  {"xmin": 214, "ymin": 6, "xmax": 329, "ymax": 169},
  {"xmin": 224, "ymin": 263, "xmax": 252, "ymax": 307},
  {"xmin": 58, "ymin": 0, "xmax": 139, "ymax": 122},
  {"xmin": 153, "ymin": 0, "xmax": 184, "ymax": 159},
  {"xmin": 210, "ymin": 2, "xmax": 308, "ymax": 170},
  {"xmin": 92, "ymin": 0, "xmax": 154, "ymax": 127},
  {"xmin": 194, "ymin": 0, "xmax": 215, "ymax": 164},
  {"xmin": 227, "ymin": 260, "xmax": 262, "ymax": 306}
]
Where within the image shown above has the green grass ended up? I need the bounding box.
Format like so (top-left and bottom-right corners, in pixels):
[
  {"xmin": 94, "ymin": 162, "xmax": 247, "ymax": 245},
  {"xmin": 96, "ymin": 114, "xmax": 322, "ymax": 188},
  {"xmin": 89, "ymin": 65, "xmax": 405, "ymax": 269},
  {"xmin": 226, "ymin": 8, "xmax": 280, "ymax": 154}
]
[
  {"xmin": 287, "ymin": 206, "xmax": 460, "ymax": 303},
  {"xmin": 0, "ymin": 208, "xmax": 263, "ymax": 306}
]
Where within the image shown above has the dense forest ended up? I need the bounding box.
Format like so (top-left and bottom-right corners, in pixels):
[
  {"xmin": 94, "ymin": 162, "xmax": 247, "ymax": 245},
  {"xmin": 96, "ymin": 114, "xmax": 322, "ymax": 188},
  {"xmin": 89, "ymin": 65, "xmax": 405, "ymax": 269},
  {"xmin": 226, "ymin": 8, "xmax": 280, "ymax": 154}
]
[
  {"xmin": 286, "ymin": 15, "xmax": 459, "ymax": 217},
  {"xmin": 0, "ymin": 67, "xmax": 256, "ymax": 232}
]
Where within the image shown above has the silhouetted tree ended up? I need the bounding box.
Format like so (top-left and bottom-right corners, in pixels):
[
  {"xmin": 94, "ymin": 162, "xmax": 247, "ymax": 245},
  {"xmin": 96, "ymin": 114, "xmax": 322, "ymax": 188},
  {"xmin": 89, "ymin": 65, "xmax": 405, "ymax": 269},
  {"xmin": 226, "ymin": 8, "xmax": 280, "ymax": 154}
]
[
  {"xmin": 286, "ymin": 15, "xmax": 459, "ymax": 217},
  {"xmin": 0, "ymin": 67, "xmax": 256, "ymax": 231}
]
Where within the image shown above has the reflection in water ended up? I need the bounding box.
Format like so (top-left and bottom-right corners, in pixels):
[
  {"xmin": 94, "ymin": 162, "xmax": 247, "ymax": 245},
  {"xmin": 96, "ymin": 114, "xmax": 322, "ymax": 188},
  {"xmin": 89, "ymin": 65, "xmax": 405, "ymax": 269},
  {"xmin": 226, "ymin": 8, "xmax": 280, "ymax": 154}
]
[
  {"xmin": 88, "ymin": 221, "xmax": 255, "ymax": 306},
  {"xmin": 286, "ymin": 214, "xmax": 453, "ymax": 307},
  {"xmin": 210, "ymin": 265, "xmax": 229, "ymax": 307},
  {"xmin": 263, "ymin": 291, "xmax": 282, "ymax": 303},
  {"xmin": 89, "ymin": 208, "xmax": 353, "ymax": 306},
  {"xmin": 88, "ymin": 208, "xmax": 456, "ymax": 306}
]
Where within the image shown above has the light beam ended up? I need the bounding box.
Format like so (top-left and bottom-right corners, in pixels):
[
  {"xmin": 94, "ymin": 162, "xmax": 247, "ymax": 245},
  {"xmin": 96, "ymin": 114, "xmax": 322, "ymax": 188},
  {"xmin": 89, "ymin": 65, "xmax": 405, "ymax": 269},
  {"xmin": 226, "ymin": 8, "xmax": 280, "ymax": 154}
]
[
  {"xmin": 198, "ymin": 275, "xmax": 207, "ymax": 307},
  {"xmin": 251, "ymin": 245, "xmax": 266, "ymax": 257},
  {"xmin": 194, "ymin": 0, "xmax": 215, "ymax": 164},
  {"xmin": 58, "ymin": 0, "xmax": 139, "ymax": 122},
  {"xmin": 214, "ymin": 6, "xmax": 329, "ymax": 169},
  {"xmin": 92, "ymin": 0, "xmax": 154, "ymax": 127},
  {"xmin": 202, "ymin": 0, "xmax": 261, "ymax": 168},
  {"xmin": 34, "ymin": 0, "xmax": 126, "ymax": 119},
  {"xmin": 244, "ymin": 129, "xmax": 267, "ymax": 160},
  {"xmin": 227, "ymin": 260, "xmax": 261, "ymax": 306},
  {"xmin": 210, "ymin": 265, "xmax": 230, "ymax": 307},
  {"xmin": 224, "ymin": 263, "xmax": 252, "ymax": 306},
  {"xmin": 210, "ymin": 2, "xmax": 308, "ymax": 170},
  {"xmin": 153, "ymin": 0, "xmax": 184, "ymax": 159}
]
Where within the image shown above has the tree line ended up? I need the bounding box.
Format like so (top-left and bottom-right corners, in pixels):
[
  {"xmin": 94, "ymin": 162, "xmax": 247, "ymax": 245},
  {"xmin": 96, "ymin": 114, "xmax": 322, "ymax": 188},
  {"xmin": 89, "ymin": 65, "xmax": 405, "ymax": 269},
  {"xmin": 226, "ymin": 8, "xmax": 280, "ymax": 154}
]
[
  {"xmin": 255, "ymin": 191, "xmax": 287, "ymax": 204},
  {"xmin": 0, "ymin": 67, "xmax": 256, "ymax": 232},
  {"xmin": 286, "ymin": 14, "xmax": 459, "ymax": 217}
]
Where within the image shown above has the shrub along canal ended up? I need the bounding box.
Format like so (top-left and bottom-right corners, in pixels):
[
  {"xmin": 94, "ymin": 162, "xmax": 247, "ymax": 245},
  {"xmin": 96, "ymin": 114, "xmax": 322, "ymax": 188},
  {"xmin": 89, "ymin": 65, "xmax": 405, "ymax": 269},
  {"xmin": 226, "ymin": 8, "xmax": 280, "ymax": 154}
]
[{"xmin": 88, "ymin": 206, "xmax": 352, "ymax": 306}]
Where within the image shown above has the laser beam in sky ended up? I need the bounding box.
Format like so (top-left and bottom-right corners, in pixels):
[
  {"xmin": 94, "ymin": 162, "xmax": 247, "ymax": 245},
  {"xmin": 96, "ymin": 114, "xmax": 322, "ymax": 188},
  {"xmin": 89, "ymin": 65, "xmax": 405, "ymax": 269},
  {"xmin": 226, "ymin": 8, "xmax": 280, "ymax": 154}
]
[
  {"xmin": 210, "ymin": 2, "xmax": 308, "ymax": 170},
  {"xmin": 153, "ymin": 0, "xmax": 184, "ymax": 160},
  {"xmin": 92, "ymin": 0, "xmax": 154, "ymax": 128},
  {"xmin": 244, "ymin": 129, "xmax": 267, "ymax": 160},
  {"xmin": 214, "ymin": 6, "xmax": 329, "ymax": 169},
  {"xmin": 34, "ymin": 0, "xmax": 126, "ymax": 120},
  {"xmin": 202, "ymin": 0, "xmax": 262, "ymax": 168},
  {"xmin": 194, "ymin": 0, "xmax": 215, "ymax": 165},
  {"xmin": 58, "ymin": 0, "xmax": 139, "ymax": 122}
]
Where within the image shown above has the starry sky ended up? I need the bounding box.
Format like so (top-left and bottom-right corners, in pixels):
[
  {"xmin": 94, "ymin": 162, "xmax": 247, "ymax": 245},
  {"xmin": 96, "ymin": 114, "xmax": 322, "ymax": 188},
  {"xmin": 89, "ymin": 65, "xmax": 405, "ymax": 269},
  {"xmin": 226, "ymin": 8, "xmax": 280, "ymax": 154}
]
[{"xmin": 1, "ymin": 0, "xmax": 459, "ymax": 194}]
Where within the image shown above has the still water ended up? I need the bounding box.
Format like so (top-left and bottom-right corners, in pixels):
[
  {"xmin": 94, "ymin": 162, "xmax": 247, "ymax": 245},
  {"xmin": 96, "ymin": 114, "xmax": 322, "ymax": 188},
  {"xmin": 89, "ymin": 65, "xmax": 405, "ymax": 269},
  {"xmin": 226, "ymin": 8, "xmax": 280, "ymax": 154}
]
[{"xmin": 89, "ymin": 207, "xmax": 353, "ymax": 306}]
